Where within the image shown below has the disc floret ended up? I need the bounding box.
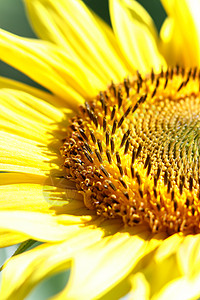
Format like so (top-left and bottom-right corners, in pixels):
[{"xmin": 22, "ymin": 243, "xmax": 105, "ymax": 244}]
[{"xmin": 61, "ymin": 66, "xmax": 200, "ymax": 234}]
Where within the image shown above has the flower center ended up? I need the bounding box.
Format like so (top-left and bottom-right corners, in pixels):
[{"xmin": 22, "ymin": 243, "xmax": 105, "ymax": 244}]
[{"xmin": 61, "ymin": 66, "xmax": 200, "ymax": 234}]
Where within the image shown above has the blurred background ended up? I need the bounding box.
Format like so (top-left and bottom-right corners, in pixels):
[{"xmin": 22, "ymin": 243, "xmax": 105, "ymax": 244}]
[{"xmin": 0, "ymin": 1, "xmax": 166, "ymax": 299}]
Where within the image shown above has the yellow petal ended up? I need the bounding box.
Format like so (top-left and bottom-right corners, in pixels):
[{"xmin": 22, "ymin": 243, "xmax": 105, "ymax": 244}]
[
  {"xmin": 0, "ymin": 95, "xmax": 57, "ymax": 129},
  {"xmin": 176, "ymin": 234, "xmax": 200, "ymax": 277},
  {"xmin": 138, "ymin": 235, "xmax": 200, "ymax": 299},
  {"xmin": 152, "ymin": 276, "xmax": 200, "ymax": 300},
  {"xmin": 0, "ymin": 88, "xmax": 65, "ymax": 123},
  {"xmin": 0, "ymin": 77, "xmax": 71, "ymax": 141},
  {"xmin": 24, "ymin": 0, "xmax": 128, "ymax": 83},
  {"xmin": 0, "ymin": 170, "xmax": 102, "ymax": 241},
  {"xmin": 109, "ymin": 0, "xmax": 166, "ymax": 73},
  {"xmin": 0, "ymin": 29, "xmax": 85, "ymax": 109},
  {"xmin": 155, "ymin": 233, "xmax": 183, "ymax": 263},
  {"xmin": 0, "ymin": 172, "xmax": 101, "ymax": 246},
  {"xmin": 92, "ymin": 11, "xmax": 133, "ymax": 74},
  {"xmin": 127, "ymin": 272, "xmax": 150, "ymax": 300},
  {"xmin": 0, "ymin": 226, "xmax": 103, "ymax": 300},
  {"xmin": 58, "ymin": 228, "xmax": 163, "ymax": 299},
  {"xmin": 0, "ymin": 232, "xmax": 28, "ymax": 248},
  {"xmin": 93, "ymin": 233, "xmax": 165, "ymax": 300},
  {"xmin": 0, "ymin": 90, "xmax": 69, "ymax": 174},
  {"xmin": 0, "ymin": 175, "xmax": 52, "ymax": 213},
  {"xmin": 151, "ymin": 233, "xmax": 200, "ymax": 300},
  {"xmin": 159, "ymin": 17, "xmax": 184, "ymax": 66},
  {"xmin": 0, "ymin": 118, "xmax": 45, "ymax": 143},
  {"xmin": 0, "ymin": 76, "xmax": 63, "ymax": 106},
  {"xmin": 0, "ymin": 131, "xmax": 57, "ymax": 175},
  {"xmin": 0, "ymin": 210, "xmax": 94, "ymax": 242},
  {"xmin": 143, "ymin": 252, "xmax": 181, "ymax": 298},
  {"xmin": 0, "ymin": 87, "xmax": 68, "ymax": 142},
  {"xmin": 0, "ymin": 172, "xmax": 87, "ymax": 216},
  {"xmin": 161, "ymin": 0, "xmax": 200, "ymax": 66}
]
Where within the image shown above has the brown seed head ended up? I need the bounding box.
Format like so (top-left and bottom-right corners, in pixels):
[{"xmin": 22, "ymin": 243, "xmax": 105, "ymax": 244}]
[{"xmin": 61, "ymin": 66, "xmax": 200, "ymax": 234}]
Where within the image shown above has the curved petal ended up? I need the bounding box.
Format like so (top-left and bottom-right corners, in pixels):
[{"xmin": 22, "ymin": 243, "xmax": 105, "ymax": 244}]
[
  {"xmin": 109, "ymin": 0, "xmax": 166, "ymax": 73},
  {"xmin": 128, "ymin": 234, "xmax": 200, "ymax": 300},
  {"xmin": 121, "ymin": 235, "xmax": 185, "ymax": 299},
  {"xmin": 0, "ymin": 172, "xmax": 85, "ymax": 214},
  {"xmin": 92, "ymin": 11, "xmax": 133, "ymax": 74},
  {"xmin": 56, "ymin": 229, "xmax": 163, "ymax": 299},
  {"xmin": 0, "ymin": 210, "xmax": 96, "ymax": 243},
  {"xmin": 127, "ymin": 273, "xmax": 150, "ymax": 300},
  {"xmin": 24, "ymin": 0, "xmax": 129, "ymax": 83},
  {"xmin": 0, "ymin": 88, "xmax": 69, "ymax": 174},
  {"xmin": 159, "ymin": 17, "xmax": 184, "ymax": 66},
  {"xmin": 0, "ymin": 171, "xmax": 103, "ymax": 246},
  {"xmin": 0, "ymin": 87, "xmax": 66, "ymax": 122},
  {"xmin": 0, "ymin": 130, "xmax": 58, "ymax": 175},
  {"xmin": 176, "ymin": 234, "xmax": 200, "ymax": 277},
  {"xmin": 152, "ymin": 276, "xmax": 200, "ymax": 300},
  {"xmin": 142, "ymin": 253, "xmax": 181, "ymax": 298},
  {"xmin": 0, "ymin": 88, "xmax": 68, "ymax": 142},
  {"xmin": 0, "ymin": 232, "xmax": 29, "ymax": 248},
  {"xmin": 161, "ymin": 0, "xmax": 200, "ymax": 67},
  {"xmin": 0, "ymin": 227, "xmax": 103, "ymax": 300},
  {"xmin": 154, "ymin": 233, "xmax": 183, "ymax": 263},
  {"xmin": 0, "ymin": 175, "xmax": 52, "ymax": 213},
  {"xmin": 0, "ymin": 29, "xmax": 87, "ymax": 109},
  {"xmin": 0, "ymin": 76, "xmax": 65, "ymax": 107}
]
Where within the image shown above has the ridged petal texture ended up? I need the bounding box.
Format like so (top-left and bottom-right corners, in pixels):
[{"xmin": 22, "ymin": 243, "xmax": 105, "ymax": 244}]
[
  {"xmin": 24, "ymin": 0, "xmax": 129, "ymax": 83},
  {"xmin": 109, "ymin": 0, "xmax": 166, "ymax": 73}
]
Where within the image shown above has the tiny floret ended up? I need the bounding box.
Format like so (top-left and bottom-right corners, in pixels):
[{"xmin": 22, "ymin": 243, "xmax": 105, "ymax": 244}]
[{"xmin": 61, "ymin": 67, "xmax": 200, "ymax": 234}]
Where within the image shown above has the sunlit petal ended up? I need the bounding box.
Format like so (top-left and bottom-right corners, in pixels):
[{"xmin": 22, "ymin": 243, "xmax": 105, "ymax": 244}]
[
  {"xmin": 0, "ymin": 29, "xmax": 86, "ymax": 109},
  {"xmin": 127, "ymin": 273, "xmax": 150, "ymax": 300},
  {"xmin": 24, "ymin": 0, "xmax": 129, "ymax": 83},
  {"xmin": 58, "ymin": 229, "xmax": 163, "ymax": 299},
  {"xmin": 0, "ymin": 227, "xmax": 103, "ymax": 300},
  {"xmin": 110, "ymin": 0, "xmax": 166, "ymax": 73},
  {"xmin": 161, "ymin": 0, "xmax": 200, "ymax": 66}
]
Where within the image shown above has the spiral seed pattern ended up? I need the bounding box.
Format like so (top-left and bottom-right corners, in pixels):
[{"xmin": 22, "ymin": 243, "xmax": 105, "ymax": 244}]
[{"xmin": 61, "ymin": 66, "xmax": 200, "ymax": 234}]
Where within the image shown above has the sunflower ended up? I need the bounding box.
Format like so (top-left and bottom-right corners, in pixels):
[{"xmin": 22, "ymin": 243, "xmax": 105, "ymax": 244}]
[{"xmin": 0, "ymin": 0, "xmax": 200, "ymax": 299}]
